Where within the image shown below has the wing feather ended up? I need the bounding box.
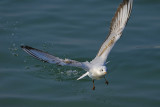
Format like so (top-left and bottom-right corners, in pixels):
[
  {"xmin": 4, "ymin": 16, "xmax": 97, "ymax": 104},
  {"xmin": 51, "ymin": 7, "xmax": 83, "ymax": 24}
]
[
  {"xmin": 91, "ymin": 0, "xmax": 133, "ymax": 65},
  {"xmin": 21, "ymin": 45, "xmax": 86, "ymax": 69}
]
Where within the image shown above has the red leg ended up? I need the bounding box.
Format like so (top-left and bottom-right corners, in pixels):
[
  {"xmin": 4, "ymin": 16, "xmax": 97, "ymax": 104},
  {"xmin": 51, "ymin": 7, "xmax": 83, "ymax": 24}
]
[
  {"xmin": 104, "ymin": 77, "xmax": 109, "ymax": 85},
  {"xmin": 92, "ymin": 80, "xmax": 95, "ymax": 90}
]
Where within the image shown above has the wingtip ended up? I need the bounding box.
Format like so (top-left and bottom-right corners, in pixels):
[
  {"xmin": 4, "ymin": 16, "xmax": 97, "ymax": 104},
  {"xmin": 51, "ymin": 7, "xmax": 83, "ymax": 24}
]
[
  {"xmin": 20, "ymin": 45, "xmax": 34, "ymax": 50},
  {"xmin": 20, "ymin": 45, "xmax": 25, "ymax": 48}
]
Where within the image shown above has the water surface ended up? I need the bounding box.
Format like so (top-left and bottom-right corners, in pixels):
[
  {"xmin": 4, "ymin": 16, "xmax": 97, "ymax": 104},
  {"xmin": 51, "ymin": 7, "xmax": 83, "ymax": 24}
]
[{"xmin": 0, "ymin": 0, "xmax": 160, "ymax": 107}]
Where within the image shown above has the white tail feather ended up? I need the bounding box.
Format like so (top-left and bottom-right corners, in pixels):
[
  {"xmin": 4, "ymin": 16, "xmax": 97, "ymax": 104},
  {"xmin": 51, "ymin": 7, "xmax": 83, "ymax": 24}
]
[{"xmin": 77, "ymin": 72, "xmax": 89, "ymax": 80}]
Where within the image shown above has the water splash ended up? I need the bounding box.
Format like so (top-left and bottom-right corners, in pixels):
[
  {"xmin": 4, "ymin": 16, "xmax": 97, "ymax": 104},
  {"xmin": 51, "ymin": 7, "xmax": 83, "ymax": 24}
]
[{"xmin": 9, "ymin": 43, "xmax": 19, "ymax": 56}]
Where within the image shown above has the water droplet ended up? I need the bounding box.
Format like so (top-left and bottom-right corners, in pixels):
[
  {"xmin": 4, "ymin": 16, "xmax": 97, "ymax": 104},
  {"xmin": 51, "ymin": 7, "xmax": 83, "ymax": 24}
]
[
  {"xmin": 11, "ymin": 33, "xmax": 14, "ymax": 36},
  {"xmin": 25, "ymin": 66, "xmax": 30, "ymax": 69}
]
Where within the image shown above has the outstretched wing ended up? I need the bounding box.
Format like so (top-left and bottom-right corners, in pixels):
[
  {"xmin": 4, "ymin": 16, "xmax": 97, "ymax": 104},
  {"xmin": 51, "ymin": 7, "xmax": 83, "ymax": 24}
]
[
  {"xmin": 91, "ymin": 0, "xmax": 133, "ymax": 65},
  {"xmin": 21, "ymin": 45, "xmax": 86, "ymax": 69}
]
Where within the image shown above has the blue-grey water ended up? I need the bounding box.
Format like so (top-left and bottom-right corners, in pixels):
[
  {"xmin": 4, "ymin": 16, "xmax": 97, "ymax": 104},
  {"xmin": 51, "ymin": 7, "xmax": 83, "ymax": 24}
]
[{"xmin": 1, "ymin": 0, "xmax": 160, "ymax": 107}]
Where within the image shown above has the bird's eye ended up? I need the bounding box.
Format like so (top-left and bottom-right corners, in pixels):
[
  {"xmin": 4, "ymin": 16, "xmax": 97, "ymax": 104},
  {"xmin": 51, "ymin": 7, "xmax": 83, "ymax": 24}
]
[{"xmin": 100, "ymin": 69, "xmax": 103, "ymax": 72}]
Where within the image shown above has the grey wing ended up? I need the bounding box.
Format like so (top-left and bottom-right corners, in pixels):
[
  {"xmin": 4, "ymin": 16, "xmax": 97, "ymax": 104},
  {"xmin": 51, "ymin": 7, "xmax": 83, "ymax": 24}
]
[
  {"xmin": 21, "ymin": 45, "xmax": 86, "ymax": 69},
  {"xmin": 91, "ymin": 0, "xmax": 133, "ymax": 65}
]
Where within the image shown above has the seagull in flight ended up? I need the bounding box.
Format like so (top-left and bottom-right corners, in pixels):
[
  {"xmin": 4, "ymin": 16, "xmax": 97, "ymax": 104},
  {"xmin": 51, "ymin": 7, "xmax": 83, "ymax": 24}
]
[{"xmin": 21, "ymin": 0, "xmax": 133, "ymax": 90}]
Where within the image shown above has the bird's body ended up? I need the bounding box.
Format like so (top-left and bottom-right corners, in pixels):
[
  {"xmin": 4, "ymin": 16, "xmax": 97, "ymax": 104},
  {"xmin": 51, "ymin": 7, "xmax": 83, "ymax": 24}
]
[
  {"xmin": 81, "ymin": 62, "xmax": 107, "ymax": 80},
  {"xmin": 21, "ymin": 0, "xmax": 133, "ymax": 90}
]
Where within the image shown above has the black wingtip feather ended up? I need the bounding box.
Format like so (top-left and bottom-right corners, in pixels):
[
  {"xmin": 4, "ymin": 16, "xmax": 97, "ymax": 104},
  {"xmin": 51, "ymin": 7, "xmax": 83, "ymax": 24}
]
[
  {"xmin": 21, "ymin": 45, "xmax": 25, "ymax": 48},
  {"xmin": 21, "ymin": 45, "xmax": 34, "ymax": 50}
]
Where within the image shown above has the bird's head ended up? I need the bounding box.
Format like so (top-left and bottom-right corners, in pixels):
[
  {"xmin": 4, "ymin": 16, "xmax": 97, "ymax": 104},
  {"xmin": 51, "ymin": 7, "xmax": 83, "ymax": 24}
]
[
  {"xmin": 98, "ymin": 66, "xmax": 107, "ymax": 76},
  {"xmin": 90, "ymin": 66, "xmax": 107, "ymax": 78}
]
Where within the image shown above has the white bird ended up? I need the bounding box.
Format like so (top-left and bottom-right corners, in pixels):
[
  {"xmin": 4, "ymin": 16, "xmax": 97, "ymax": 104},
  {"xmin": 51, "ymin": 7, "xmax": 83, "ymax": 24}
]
[{"xmin": 21, "ymin": 0, "xmax": 133, "ymax": 90}]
